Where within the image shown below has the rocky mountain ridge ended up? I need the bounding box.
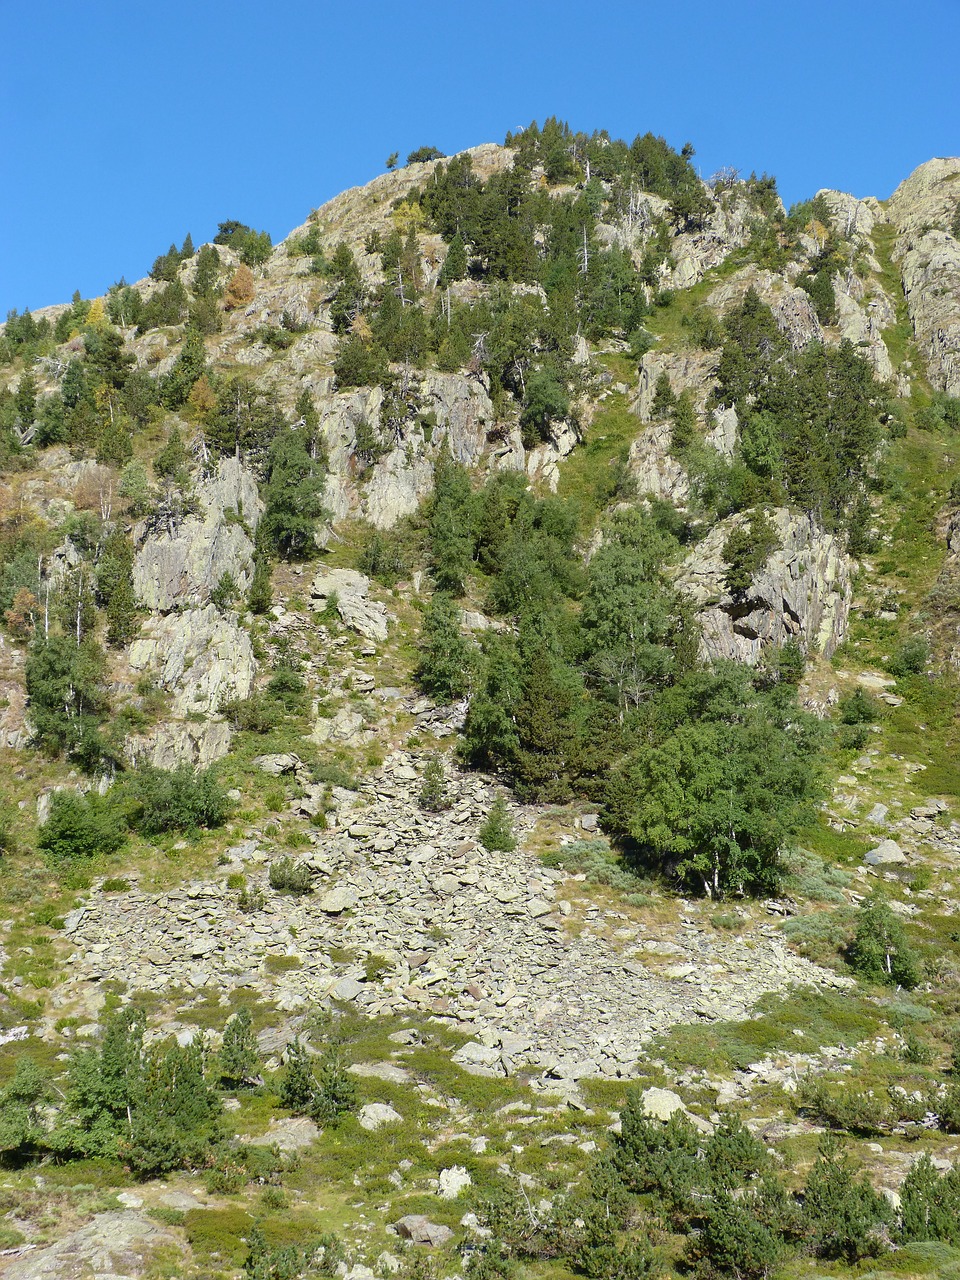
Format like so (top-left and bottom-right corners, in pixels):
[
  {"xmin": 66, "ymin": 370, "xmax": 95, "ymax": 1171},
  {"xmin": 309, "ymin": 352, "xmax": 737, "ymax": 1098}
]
[{"xmin": 1, "ymin": 129, "xmax": 960, "ymax": 1278}]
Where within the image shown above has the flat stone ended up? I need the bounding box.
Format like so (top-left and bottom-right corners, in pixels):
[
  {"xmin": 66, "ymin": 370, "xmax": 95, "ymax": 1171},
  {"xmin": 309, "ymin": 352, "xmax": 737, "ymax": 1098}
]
[
  {"xmin": 320, "ymin": 886, "xmax": 358, "ymax": 913},
  {"xmin": 331, "ymin": 976, "xmax": 366, "ymax": 1002},
  {"xmin": 358, "ymin": 1103, "xmax": 403, "ymax": 1131},
  {"xmin": 865, "ymin": 839, "xmax": 907, "ymax": 866},
  {"xmin": 527, "ymin": 898, "xmax": 551, "ymax": 918},
  {"xmin": 435, "ymin": 874, "xmax": 462, "ymax": 895},
  {"xmin": 350, "ymin": 1062, "xmax": 412, "ymax": 1084},
  {"xmin": 549, "ymin": 1058, "xmax": 599, "ymax": 1081},
  {"xmin": 394, "ymin": 1215, "xmax": 454, "ymax": 1247}
]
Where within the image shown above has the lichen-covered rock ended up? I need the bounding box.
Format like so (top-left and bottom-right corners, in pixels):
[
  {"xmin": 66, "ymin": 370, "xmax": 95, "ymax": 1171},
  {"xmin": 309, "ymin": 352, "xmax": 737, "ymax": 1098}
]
[
  {"xmin": 635, "ymin": 349, "xmax": 719, "ymax": 421},
  {"xmin": 816, "ymin": 189, "xmax": 884, "ymax": 240},
  {"xmin": 128, "ymin": 604, "xmax": 255, "ymax": 716},
  {"xmin": 676, "ymin": 508, "xmax": 851, "ymax": 664},
  {"xmin": 364, "ymin": 443, "xmax": 434, "ymax": 529},
  {"xmin": 310, "ymin": 568, "xmax": 389, "ymax": 641},
  {"xmin": 709, "ymin": 266, "xmax": 823, "ymax": 350},
  {"xmin": 628, "ymin": 419, "xmax": 689, "ymax": 503},
  {"xmin": 887, "ymin": 158, "xmax": 960, "ymax": 395},
  {"xmin": 133, "ymin": 455, "xmax": 263, "ymax": 611},
  {"xmin": 1, "ymin": 1210, "xmax": 184, "ymax": 1280},
  {"xmin": 833, "ymin": 271, "xmax": 896, "ymax": 382},
  {"xmin": 125, "ymin": 719, "xmax": 234, "ymax": 770},
  {"xmin": 665, "ymin": 188, "xmax": 760, "ymax": 289},
  {"xmin": 897, "ymin": 230, "xmax": 960, "ymax": 395}
]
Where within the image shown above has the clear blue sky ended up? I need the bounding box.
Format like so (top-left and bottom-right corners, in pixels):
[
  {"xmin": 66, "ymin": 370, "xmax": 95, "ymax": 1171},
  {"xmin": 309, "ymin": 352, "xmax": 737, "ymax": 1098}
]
[{"xmin": 2, "ymin": 0, "xmax": 958, "ymax": 315}]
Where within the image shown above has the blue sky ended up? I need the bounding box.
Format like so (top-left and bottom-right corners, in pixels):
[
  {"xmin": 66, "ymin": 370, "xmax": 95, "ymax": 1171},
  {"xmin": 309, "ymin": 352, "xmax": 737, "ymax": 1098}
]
[{"xmin": 2, "ymin": 0, "xmax": 958, "ymax": 315}]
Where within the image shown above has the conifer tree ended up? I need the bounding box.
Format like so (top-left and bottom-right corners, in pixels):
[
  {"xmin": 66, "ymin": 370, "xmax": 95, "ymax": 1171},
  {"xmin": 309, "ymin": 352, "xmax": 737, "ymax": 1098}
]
[
  {"xmin": 438, "ymin": 233, "xmax": 468, "ymax": 286},
  {"xmin": 219, "ymin": 1009, "xmax": 261, "ymax": 1088},
  {"xmin": 479, "ymin": 795, "xmax": 517, "ymax": 852},
  {"xmin": 416, "ymin": 592, "xmax": 473, "ymax": 702}
]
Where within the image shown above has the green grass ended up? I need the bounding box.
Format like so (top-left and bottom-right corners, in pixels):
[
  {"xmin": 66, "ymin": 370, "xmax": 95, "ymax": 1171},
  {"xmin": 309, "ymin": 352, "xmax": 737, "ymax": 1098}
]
[
  {"xmin": 649, "ymin": 988, "xmax": 881, "ymax": 1074},
  {"xmin": 556, "ymin": 393, "xmax": 641, "ymax": 528}
]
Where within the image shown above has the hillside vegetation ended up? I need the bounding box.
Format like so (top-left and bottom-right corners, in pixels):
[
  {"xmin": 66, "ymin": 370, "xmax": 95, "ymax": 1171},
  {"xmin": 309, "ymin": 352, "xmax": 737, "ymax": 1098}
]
[{"xmin": 0, "ymin": 120, "xmax": 960, "ymax": 1279}]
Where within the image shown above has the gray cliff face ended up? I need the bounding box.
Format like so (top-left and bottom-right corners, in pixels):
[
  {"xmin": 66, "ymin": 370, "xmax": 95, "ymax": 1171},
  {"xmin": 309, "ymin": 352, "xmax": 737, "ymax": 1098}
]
[
  {"xmin": 128, "ymin": 604, "xmax": 255, "ymax": 717},
  {"xmin": 676, "ymin": 508, "xmax": 852, "ymax": 665},
  {"xmin": 124, "ymin": 603, "xmax": 255, "ymax": 767},
  {"xmin": 133, "ymin": 455, "xmax": 263, "ymax": 612},
  {"xmin": 888, "ymin": 158, "xmax": 960, "ymax": 395}
]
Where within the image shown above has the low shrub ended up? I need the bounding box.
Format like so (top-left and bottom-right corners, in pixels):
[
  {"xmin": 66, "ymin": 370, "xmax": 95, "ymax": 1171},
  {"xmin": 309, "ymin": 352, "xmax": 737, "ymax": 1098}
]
[{"xmin": 268, "ymin": 858, "xmax": 312, "ymax": 894}]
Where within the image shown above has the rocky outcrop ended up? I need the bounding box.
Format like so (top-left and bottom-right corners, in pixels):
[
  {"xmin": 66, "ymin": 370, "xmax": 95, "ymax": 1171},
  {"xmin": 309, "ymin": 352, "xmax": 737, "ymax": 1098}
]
[
  {"xmin": 816, "ymin": 190, "xmax": 884, "ymax": 241},
  {"xmin": 1, "ymin": 1211, "xmax": 184, "ymax": 1280},
  {"xmin": 133, "ymin": 455, "xmax": 263, "ymax": 611},
  {"xmin": 676, "ymin": 508, "xmax": 852, "ymax": 664},
  {"xmin": 709, "ymin": 266, "xmax": 823, "ymax": 350},
  {"xmin": 310, "ymin": 569, "xmax": 390, "ymax": 642},
  {"xmin": 833, "ymin": 270, "xmax": 896, "ymax": 382},
  {"xmin": 628, "ymin": 419, "xmax": 689, "ymax": 503},
  {"xmin": 364, "ymin": 444, "xmax": 435, "ymax": 529},
  {"xmin": 665, "ymin": 188, "xmax": 760, "ymax": 289},
  {"xmin": 888, "ymin": 158, "xmax": 960, "ymax": 395},
  {"xmin": 125, "ymin": 718, "xmax": 234, "ymax": 770},
  {"xmin": 128, "ymin": 604, "xmax": 255, "ymax": 716},
  {"xmin": 896, "ymin": 230, "xmax": 960, "ymax": 395},
  {"xmin": 635, "ymin": 349, "xmax": 719, "ymax": 421}
]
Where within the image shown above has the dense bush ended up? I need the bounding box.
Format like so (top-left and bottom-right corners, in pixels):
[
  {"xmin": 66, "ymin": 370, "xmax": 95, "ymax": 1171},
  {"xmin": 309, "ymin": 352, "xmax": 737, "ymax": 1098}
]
[
  {"xmin": 38, "ymin": 790, "xmax": 127, "ymax": 861},
  {"xmin": 128, "ymin": 764, "xmax": 230, "ymax": 835}
]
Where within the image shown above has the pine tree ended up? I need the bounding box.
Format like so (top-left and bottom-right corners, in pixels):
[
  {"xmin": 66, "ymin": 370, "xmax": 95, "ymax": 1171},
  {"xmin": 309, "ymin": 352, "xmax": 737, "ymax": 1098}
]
[
  {"xmin": 259, "ymin": 429, "xmax": 328, "ymax": 559},
  {"xmin": 419, "ymin": 755, "xmax": 450, "ymax": 811},
  {"xmin": 106, "ymin": 576, "xmax": 140, "ymax": 647},
  {"xmin": 438, "ymin": 233, "xmax": 468, "ymax": 286},
  {"xmin": 309, "ymin": 1054, "xmax": 358, "ymax": 1126},
  {"xmin": 219, "ymin": 1009, "xmax": 261, "ymax": 1088},
  {"xmin": 479, "ymin": 796, "xmax": 516, "ymax": 852},
  {"xmin": 154, "ymin": 426, "xmax": 190, "ymax": 481},
  {"xmin": 248, "ymin": 556, "xmax": 273, "ymax": 614},
  {"xmin": 162, "ymin": 328, "xmax": 207, "ymax": 408},
  {"xmin": 651, "ymin": 370, "xmax": 676, "ymax": 419},
  {"xmin": 416, "ymin": 592, "xmax": 473, "ymax": 702},
  {"xmin": 428, "ymin": 447, "xmax": 474, "ymax": 594},
  {"xmin": 14, "ymin": 369, "xmax": 38, "ymax": 431},
  {"xmin": 671, "ymin": 390, "xmax": 697, "ymax": 453},
  {"xmin": 224, "ymin": 264, "xmax": 255, "ymax": 310},
  {"xmin": 279, "ymin": 1040, "xmax": 316, "ymax": 1113}
]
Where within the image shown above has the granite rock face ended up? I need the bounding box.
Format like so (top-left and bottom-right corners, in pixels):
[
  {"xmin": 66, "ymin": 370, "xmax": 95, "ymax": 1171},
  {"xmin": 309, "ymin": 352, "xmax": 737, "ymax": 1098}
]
[
  {"xmin": 888, "ymin": 158, "xmax": 960, "ymax": 396},
  {"xmin": 133, "ymin": 455, "xmax": 263, "ymax": 611},
  {"xmin": 676, "ymin": 508, "xmax": 852, "ymax": 664},
  {"xmin": 128, "ymin": 604, "xmax": 255, "ymax": 723},
  {"xmin": 1, "ymin": 1211, "xmax": 183, "ymax": 1280}
]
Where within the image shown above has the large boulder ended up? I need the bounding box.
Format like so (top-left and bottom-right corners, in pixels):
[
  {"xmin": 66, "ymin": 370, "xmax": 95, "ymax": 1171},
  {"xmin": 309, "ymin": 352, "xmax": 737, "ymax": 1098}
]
[
  {"xmin": 310, "ymin": 568, "xmax": 389, "ymax": 642},
  {"xmin": 676, "ymin": 508, "xmax": 851, "ymax": 664},
  {"xmin": 128, "ymin": 604, "xmax": 255, "ymax": 716},
  {"xmin": 133, "ymin": 455, "xmax": 263, "ymax": 611}
]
